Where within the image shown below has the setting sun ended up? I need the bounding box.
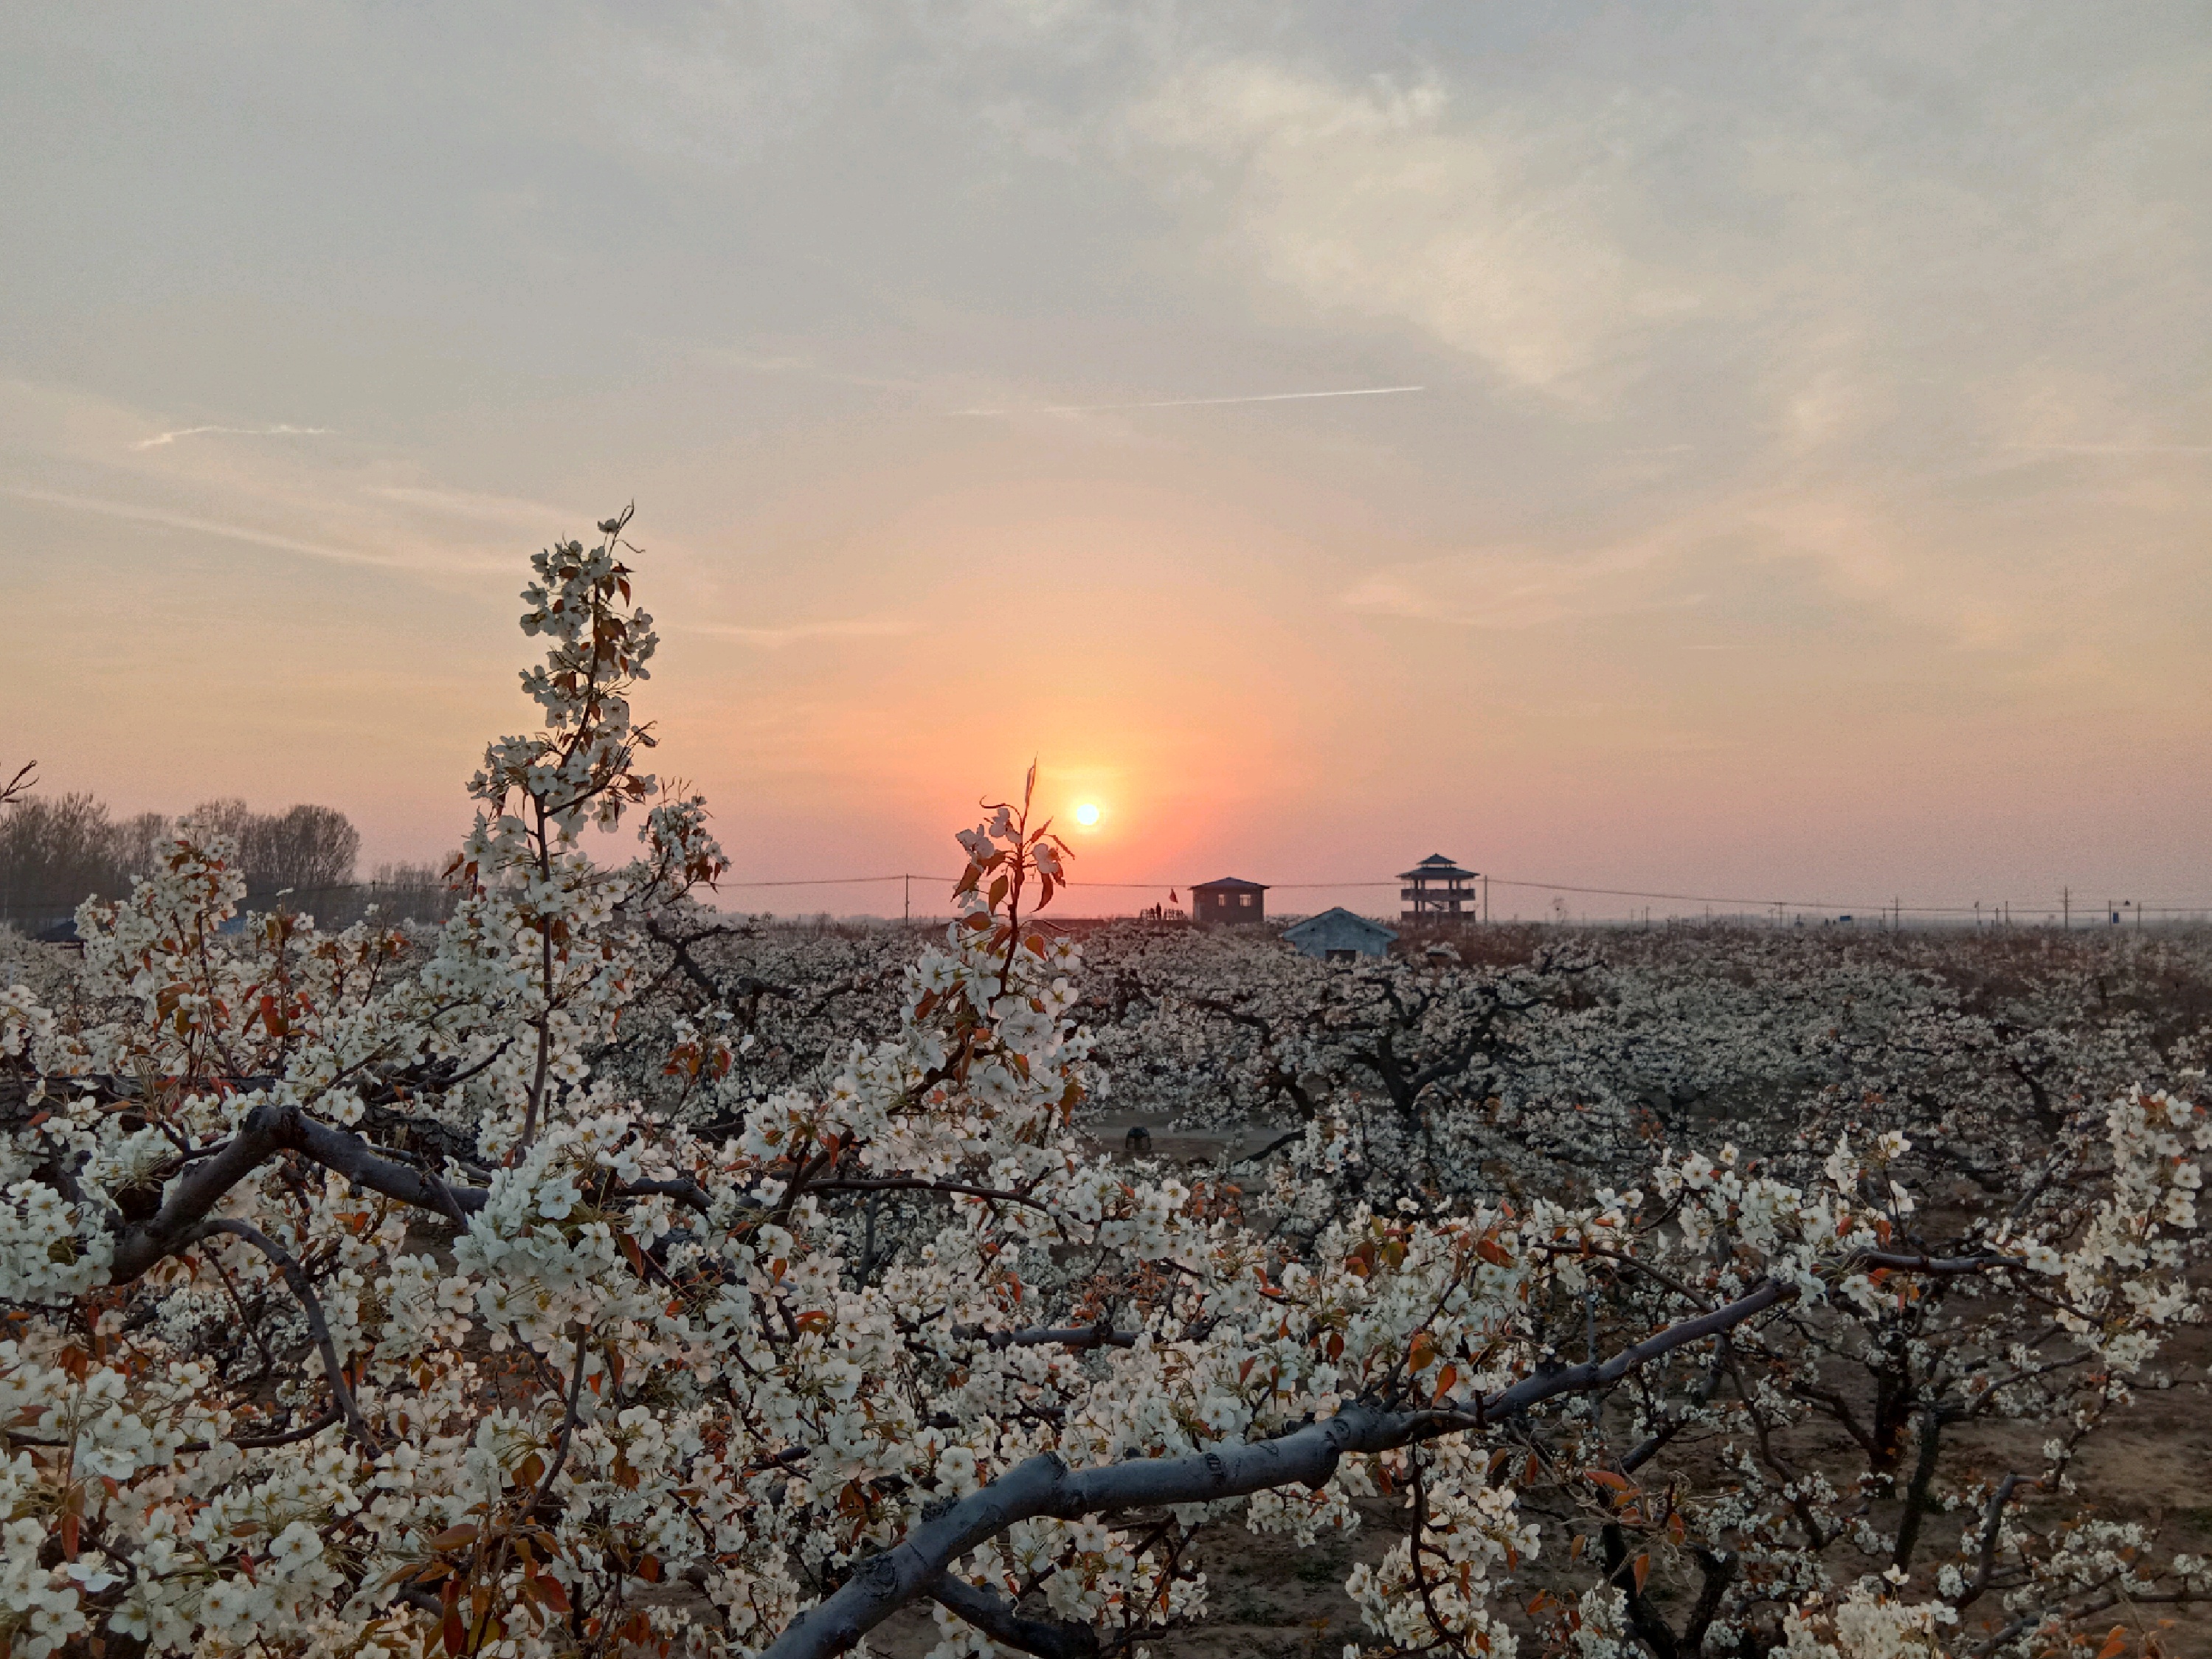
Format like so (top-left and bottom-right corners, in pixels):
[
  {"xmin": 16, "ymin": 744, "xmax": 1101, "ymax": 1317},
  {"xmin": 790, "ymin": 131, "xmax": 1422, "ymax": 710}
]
[{"xmin": 1074, "ymin": 803, "xmax": 1100, "ymax": 826}]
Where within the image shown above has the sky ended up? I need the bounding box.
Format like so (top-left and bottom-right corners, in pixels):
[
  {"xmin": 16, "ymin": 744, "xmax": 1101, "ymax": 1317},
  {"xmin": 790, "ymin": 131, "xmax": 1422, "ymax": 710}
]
[{"xmin": 3, "ymin": 2, "xmax": 2208, "ymax": 921}]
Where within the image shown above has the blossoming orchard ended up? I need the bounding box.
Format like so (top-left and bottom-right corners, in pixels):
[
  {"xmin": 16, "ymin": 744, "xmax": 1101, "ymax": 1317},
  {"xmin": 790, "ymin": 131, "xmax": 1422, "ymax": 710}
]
[{"xmin": 3, "ymin": 516, "xmax": 2208, "ymax": 1659}]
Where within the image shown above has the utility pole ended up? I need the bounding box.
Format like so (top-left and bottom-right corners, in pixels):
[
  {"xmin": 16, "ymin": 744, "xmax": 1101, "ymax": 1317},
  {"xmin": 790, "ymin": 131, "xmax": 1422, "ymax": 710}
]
[
  {"xmin": 2063, "ymin": 887, "xmax": 2069, "ymax": 931},
  {"xmin": 1482, "ymin": 874, "xmax": 1490, "ymax": 924},
  {"xmin": 904, "ymin": 874, "xmax": 911, "ymax": 926}
]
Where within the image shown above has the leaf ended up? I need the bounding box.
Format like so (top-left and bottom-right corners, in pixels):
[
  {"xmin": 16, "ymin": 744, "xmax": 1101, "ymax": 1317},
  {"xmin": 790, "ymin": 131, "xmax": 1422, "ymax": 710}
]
[
  {"xmin": 515, "ymin": 1454, "xmax": 545, "ymax": 1489},
  {"xmin": 2098, "ymin": 1630, "xmax": 2129, "ymax": 1659},
  {"xmin": 1633, "ymin": 1554, "xmax": 1651, "ymax": 1596},
  {"xmin": 534, "ymin": 1575, "xmax": 570, "ymax": 1614},
  {"xmin": 442, "ymin": 1611, "xmax": 468, "ymax": 1656},
  {"xmin": 1408, "ymin": 1332, "xmax": 1437, "ymax": 1374},
  {"xmin": 1586, "ymin": 1469, "xmax": 1634, "ymax": 1494},
  {"xmin": 429, "ymin": 1525, "xmax": 480, "ymax": 1552}
]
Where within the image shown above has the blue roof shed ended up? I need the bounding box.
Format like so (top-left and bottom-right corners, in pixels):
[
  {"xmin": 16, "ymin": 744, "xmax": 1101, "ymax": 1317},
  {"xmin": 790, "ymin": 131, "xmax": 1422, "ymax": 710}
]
[{"xmin": 1282, "ymin": 907, "xmax": 1398, "ymax": 961}]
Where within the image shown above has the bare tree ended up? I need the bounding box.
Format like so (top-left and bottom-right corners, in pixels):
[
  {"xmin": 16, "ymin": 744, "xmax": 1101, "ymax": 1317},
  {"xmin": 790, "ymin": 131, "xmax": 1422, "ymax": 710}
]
[
  {"xmin": 244, "ymin": 803, "xmax": 362, "ymax": 899},
  {"xmin": 190, "ymin": 797, "xmax": 361, "ymax": 903},
  {"xmin": 0, "ymin": 789, "xmax": 127, "ymax": 927}
]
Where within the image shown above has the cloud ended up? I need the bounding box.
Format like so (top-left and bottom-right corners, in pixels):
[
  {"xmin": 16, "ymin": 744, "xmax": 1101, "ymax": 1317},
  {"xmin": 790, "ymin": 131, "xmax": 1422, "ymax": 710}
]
[
  {"xmin": 671, "ymin": 615, "xmax": 919, "ymax": 649},
  {"xmin": 1120, "ymin": 60, "xmax": 1701, "ymax": 394},
  {"xmin": 0, "ymin": 380, "xmax": 551, "ymax": 586},
  {"xmin": 0, "ymin": 484, "xmax": 463, "ymax": 572},
  {"xmin": 132, "ymin": 423, "xmax": 336, "ymax": 451},
  {"xmin": 1341, "ymin": 542, "xmax": 1679, "ymax": 631},
  {"xmin": 1994, "ymin": 443, "xmax": 2212, "ymax": 456},
  {"xmin": 367, "ymin": 485, "xmax": 586, "ymax": 528},
  {"xmin": 955, "ymin": 384, "xmax": 1424, "ymax": 416}
]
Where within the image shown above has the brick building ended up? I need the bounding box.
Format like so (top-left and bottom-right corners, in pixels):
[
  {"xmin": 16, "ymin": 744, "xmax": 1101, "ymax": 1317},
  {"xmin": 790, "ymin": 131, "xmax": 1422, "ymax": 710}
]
[{"xmin": 1192, "ymin": 876, "xmax": 1268, "ymax": 925}]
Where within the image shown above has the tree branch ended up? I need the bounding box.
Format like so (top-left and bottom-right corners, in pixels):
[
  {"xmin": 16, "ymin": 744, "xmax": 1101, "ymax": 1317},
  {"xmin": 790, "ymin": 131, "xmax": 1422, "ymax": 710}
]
[
  {"xmin": 112, "ymin": 1100, "xmax": 485, "ymax": 1281},
  {"xmin": 1600, "ymin": 1520, "xmax": 1679, "ymax": 1659},
  {"xmin": 1891, "ymin": 1402, "xmax": 1949, "ymax": 1571},
  {"xmin": 190, "ymin": 1220, "xmax": 380, "ymax": 1454},
  {"xmin": 1952, "ymin": 1474, "xmax": 2029, "ymax": 1612},
  {"xmin": 925, "ymin": 1574, "xmax": 1099, "ymax": 1659}
]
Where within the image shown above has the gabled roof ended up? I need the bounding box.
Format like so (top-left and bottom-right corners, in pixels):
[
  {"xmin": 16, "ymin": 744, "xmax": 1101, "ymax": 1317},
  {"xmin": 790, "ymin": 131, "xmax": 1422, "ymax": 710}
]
[
  {"xmin": 1191, "ymin": 876, "xmax": 1269, "ymax": 892},
  {"xmin": 1399, "ymin": 853, "xmax": 1476, "ymax": 881},
  {"xmin": 1282, "ymin": 907, "xmax": 1398, "ymax": 942}
]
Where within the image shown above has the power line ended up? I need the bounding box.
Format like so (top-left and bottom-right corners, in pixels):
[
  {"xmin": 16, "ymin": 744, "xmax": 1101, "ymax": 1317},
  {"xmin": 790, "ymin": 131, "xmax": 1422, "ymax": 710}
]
[
  {"xmin": 707, "ymin": 871, "xmax": 2212, "ymax": 918},
  {"xmin": 713, "ymin": 874, "xmax": 948, "ymax": 888}
]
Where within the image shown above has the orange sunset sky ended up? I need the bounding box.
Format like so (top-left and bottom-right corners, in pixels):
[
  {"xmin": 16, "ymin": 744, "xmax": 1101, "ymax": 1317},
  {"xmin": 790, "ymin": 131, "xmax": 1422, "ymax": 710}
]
[{"xmin": 4, "ymin": 5, "xmax": 2208, "ymax": 918}]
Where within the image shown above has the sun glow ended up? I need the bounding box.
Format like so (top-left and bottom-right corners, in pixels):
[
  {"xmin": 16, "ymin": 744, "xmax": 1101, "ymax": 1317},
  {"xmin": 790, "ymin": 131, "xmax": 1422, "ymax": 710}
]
[{"xmin": 1074, "ymin": 803, "xmax": 1101, "ymax": 826}]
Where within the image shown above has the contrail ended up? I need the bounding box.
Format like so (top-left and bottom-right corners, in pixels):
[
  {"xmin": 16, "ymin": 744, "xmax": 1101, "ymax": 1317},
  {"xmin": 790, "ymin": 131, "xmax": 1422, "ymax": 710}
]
[
  {"xmin": 134, "ymin": 423, "xmax": 336, "ymax": 450},
  {"xmin": 1997, "ymin": 441, "xmax": 2212, "ymax": 454},
  {"xmin": 955, "ymin": 385, "xmax": 1425, "ymax": 416},
  {"xmin": 0, "ymin": 484, "xmax": 500, "ymax": 574}
]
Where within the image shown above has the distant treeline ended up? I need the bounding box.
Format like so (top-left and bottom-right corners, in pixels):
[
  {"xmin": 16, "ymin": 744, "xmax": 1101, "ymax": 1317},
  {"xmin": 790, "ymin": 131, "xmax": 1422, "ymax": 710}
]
[{"xmin": 0, "ymin": 790, "xmax": 453, "ymax": 932}]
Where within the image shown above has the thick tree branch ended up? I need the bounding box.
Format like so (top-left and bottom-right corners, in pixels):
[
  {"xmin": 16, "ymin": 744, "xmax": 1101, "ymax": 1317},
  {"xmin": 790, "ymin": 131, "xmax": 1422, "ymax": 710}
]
[
  {"xmin": 1891, "ymin": 1402, "xmax": 1950, "ymax": 1570},
  {"xmin": 1680, "ymin": 1548, "xmax": 1738, "ymax": 1657},
  {"xmin": 109, "ymin": 1100, "xmax": 486, "ymax": 1281}
]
